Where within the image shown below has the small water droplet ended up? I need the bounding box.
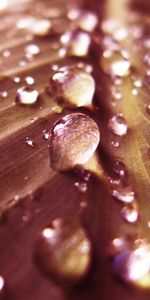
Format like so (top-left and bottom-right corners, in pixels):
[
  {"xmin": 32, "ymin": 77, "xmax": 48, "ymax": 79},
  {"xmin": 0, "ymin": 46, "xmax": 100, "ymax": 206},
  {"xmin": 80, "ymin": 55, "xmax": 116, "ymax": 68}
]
[
  {"xmin": 13, "ymin": 76, "xmax": 21, "ymax": 83},
  {"xmin": 108, "ymin": 238, "xmax": 150, "ymax": 287},
  {"xmin": 121, "ymin": 206, "xmax": 139, "ymax": 223},
  {"xmin": 36, "ymin": 217, "xmax": 91, "ymax": 286},
  {"xmin": 0, "ymin": 276, "xmax": 4, "ymax": 294},
  {"xmin": 25, "ymin": 137, "xmax": 34, "ymax": 147},
  {"xmin": 133, "ymin": 80, "xmax": 143, "ymax": 88},
  {"xmin": 49, "ymin": 113, "xmax": 100, "ymax": 171},
  {"xmin": 101, "ymin": 51, "xmax": 130, "ymax": 77},
  {"xmin": 49, "ymin": 66, "xmax": 95, "ymax": 108},
  {"xmin": 61, "ymin": 31, "xmax": 91, "ymax": 57},
  {"xmin": 43, "ymin": 130, "xmax": 49, "ymax": 140},
  {"xmin": 0, "ymin": 91, "xmax": 8, "ymax": 98},
  {"xmin": 146, "ymin": 104, "xmax": 150, "ymax": 115},
  {"xmin": 75, "ymin": 181, "xmax": 87, "ymax": 193},
  {"xmin": 25, "ymin": 76, "xmax": 34, "ymax": 85},
  {"xmin": 2, "ymin": 50, "xmax": 11, "ymax": 58},
  {"xmin": 108, "ymin": 115, "xmax": 128, "ymax": 136},
  {"xmin": 16, "ymin": 86, "xmax": 39, "ymax": 105},
  {"xmin": 111, "ymin": 86, "xmax": 123, "ymax": 100},
  {"xmin": 131, "ymin": 88, "xmax": 139, "ymax": 96},
  {"xmin": 22, "ymin": 211, "xmax": 31, "ymax": 222},
  {"xmin": 73, "ymin": 10, "xmax": 98, "ymax": 32},
  {"xmin": 111, "ymin": 140, "xmax": 120, "ymax": 148},
  {"xmin": 25, "ymin": 44, "xmax": 40, "ymax": 58},
  {"xmin": 113, "ymin": 161, "xmax": 127, "ymax": 177},
  {"xmin": 112, "ymin": 186, "xmax": 135, "ymax": 203}
]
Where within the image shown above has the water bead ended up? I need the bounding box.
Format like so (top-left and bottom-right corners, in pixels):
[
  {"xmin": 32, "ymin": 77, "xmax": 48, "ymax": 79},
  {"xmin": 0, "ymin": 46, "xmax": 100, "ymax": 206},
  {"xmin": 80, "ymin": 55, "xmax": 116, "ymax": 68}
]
[
  {"xmin": 36, "ymin": 217, "xmax": 91, "ymax": 286},
  {"xmin": 49, "ymin": 66, "xmax": 95, "ymax": 108},
  {"xmin": 49, "ymin": 113, "xmax": 100, "ymax": 171},
  {"xmin": 16, "ymin": 87, "xmax": 39, "ymax": 105},
  {"xmin": 108, "ymin": 115, "xmax": 128, "ymax": 136}
]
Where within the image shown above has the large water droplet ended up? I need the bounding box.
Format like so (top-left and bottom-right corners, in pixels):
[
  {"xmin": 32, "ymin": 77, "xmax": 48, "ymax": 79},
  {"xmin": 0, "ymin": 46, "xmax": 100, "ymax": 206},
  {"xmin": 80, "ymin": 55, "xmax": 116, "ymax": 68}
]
[
  {"xmin": 49, "ymin": 66, "xmax": 95, "ymax": 108},
  {"xmin": 16, "ymin": 87, "xmax": 39, "ymax": 105},
  {"xmin": 108, "ymin": 115, "xmax": 128, "ymax": 136},
  {"xmin": 109, "ymin": 238, "xmax": 150, "ymax": 287},
  {"xmin": 36, "ymin": 217, "xmax": 91, "ymax": 286},
  {"xmin": 49, "ymin": 113, "xmax": 100, "ymax": 171}
]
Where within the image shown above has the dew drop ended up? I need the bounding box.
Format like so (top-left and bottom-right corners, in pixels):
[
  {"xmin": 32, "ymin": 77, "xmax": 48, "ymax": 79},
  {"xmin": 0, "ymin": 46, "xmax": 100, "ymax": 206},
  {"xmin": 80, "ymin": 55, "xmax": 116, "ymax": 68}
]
[
  {"xmin": 25, "ymin": 44, "xmax": 40, "ymax": 58},
  {"xmin": 2, "ymin": 50, "xmax": 11, "ymax": 58},
  {"xmin": 36, "ymin": 217, "xmax": 91, "ymax": 286},
  {"xmin": 22, "ymin": 211, "xmax": 31, "ymax": 222},
  {"xmin": 0, "ymin": 91, "xmax": 8, "ymax": 98},
  {"xmin": 61, "ymin": 31, "xmax": 91, "ymax": 57},
  {"xmin": 49, "ymin": 66, "xmax": 95, "ymax": 108},
  {"xmin": 75, "ymin": 181, "xmax": 87, "ymax": 193},
  {"xmin": 49, "ymin": 113, "xmax": 100, "ymax": 171},
  {"xmin": 0, "ymin": 276, "xmax": 4, "ymax": 295},
  {"xmin": 16, "ymin": 87, "xmax": 39, "ymax": 105},
  {"xmin": 101, "ymin": 51, "xmax": 130, "ymax": 77},
  {"xmin": 121, "ymin": 206, "xmax": 139, "ymax": 223},
  {"xmin": 25, "ymin": 137, "xmax": 34, "ymax": 147},
  {"xmin": 109, "ymin": 238, "xmax": 150, "ymax": 287},
  {"xmin": 74, "ymin": 10, "xmax": 98, "ymax": 32},
  {"xmin": 30, "ymin": 19, "xmax": 51, "ymax": 36},
  {"xmin": 112, "ymin": 186, "xmax": 135, "ymax": 203},
  {"xmin": 113, "ymin": 160, "xmax": 127, "ymax": 178},
  {"xmin": 108, "ymin": 115, "xmax": 128, "ymax": 136},
  {"xmin": 25, "ymin": 76, "xmax": 34, "ymax": 85},
  {"xmin": 131, "ymin": 88, "xmax": 139, "ymax": 96},
  {"xmin": 146, "ymin": 104, "xmax": 150, "ymax": 114},
  {"xmin": 43, "ymin": 130, "xmax": 49, "ymax": 140},
  {"xmin": 13, "ymin": 76, "xmax": 21, "ymax": 83}
]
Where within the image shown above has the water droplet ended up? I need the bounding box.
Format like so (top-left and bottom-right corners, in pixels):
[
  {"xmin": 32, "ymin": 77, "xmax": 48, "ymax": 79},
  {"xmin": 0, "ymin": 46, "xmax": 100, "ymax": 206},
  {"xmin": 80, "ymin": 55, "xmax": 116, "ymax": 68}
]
[
  {"xmin": 101, "ymin": 51, "xmax": 130, "ymax": 77},
  {"xmin": 0, "ymin": 276, "xmax": 4, "ymax": 295},
  {"xmin": 0, "ymin": 91, "xmax": 8, "ymax": 98},
  {"xmin": 49, "ymin": 113, "xmax": 100, "ymax": 171},
  {"xmin": 111, "ymin": 86, "xmax": 123, "ymax": 100},
  {"xmin": 133, "ymin": 80, "xmax": 143, "ymax": 88},
  {"xmin": 43, "ymin": 130, "xmax": 49, "ymax": 140},
  {"xmin": 25, "ymin": 44, "xmax": 40, "ymax": 58},
  {"xmin": 17, "ymin": 17, "xmax": 51, "ymax": 36},
  {"xmin": 75, "ymin": 181, "xmax": 87, "ymax": 193},
  {"xmin": 109, "ymin": 238, "xmax": 150, "ymax": 287},
  {"xmin": 74, "ymin": 10, "xmax": 98, "ymax": 32},
  {"xmin": 111, "ymin": 140, "xmax": 120, "ymax": 148},
  {"xmin": 2, "ymin": 50, "xmax": 11, "ymax": 57},
  {"xmin": 108, "ymin": 115, "xmax": 128, "ymax": 136},
  {"xmin": 36, "ymin": 217, "xmax": 91, "ymax": 286},
  {"xmin": 22, "ymin": 211, "xmax": 31, "ymax": 222},
  {"xmin": 146, "ymin": 104, "xmax": 150, "ymax": 115},
  {"xmin": 112, "ymin": 186, "xmax": 135, "ymax": 203},
  {"xmin": 13, "ymin": 76, "xmax": 21, "ymax": 83},
  {"xmin": 113, "ymin": 161, "xmax": 127, "ymax": 177},
  {"xmin": 131, "ymin": 88, "xmax": 139, "ymax": 96},
  {"xmin": 25, "ymin": 76, "xmax": 34, "ymax": 85},
  {"xmin": 49, "ymin": 66, "xmax": 95, "ymax": 108},
  {"xmin": 16, "ymin": 87, "xmax": 39, "ymax": 105},
  {"xmin": 121, "ymin": 206, "xmax": 139, "ymax": 223},
  {"xmin": 61, "ymin": 31, "xmax": 91, "ymax": 57},
  {"xmin": 31, "ymin": 19, "xmax": 51, "ymax": 36},
  {"xmin": 25, "ymin": 137, "xmax": 34, "ymax": 147}
]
